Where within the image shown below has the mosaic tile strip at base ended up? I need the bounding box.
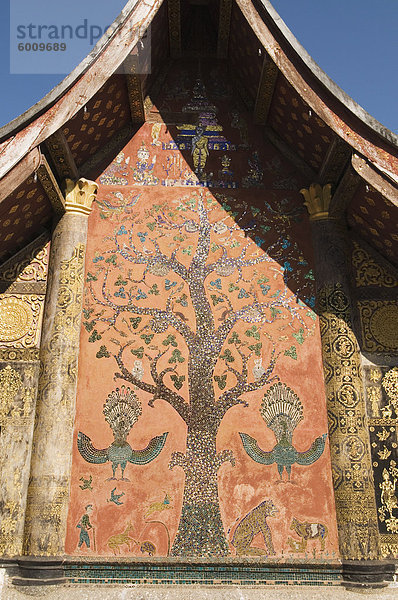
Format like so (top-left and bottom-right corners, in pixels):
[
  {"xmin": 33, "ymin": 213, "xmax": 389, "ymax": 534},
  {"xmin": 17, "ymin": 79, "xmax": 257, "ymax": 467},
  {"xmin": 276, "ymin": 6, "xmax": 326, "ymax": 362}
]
[{"xmin": 64, "ymin": 562, "xmax": 342, "ymax": 585}]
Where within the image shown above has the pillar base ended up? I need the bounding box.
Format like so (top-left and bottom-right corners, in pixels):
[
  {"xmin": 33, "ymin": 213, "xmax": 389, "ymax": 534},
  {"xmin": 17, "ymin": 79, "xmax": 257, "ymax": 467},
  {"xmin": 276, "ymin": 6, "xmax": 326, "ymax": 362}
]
[
  {"xmin": 11, "ymin": 557, "xmax": 65, "ymax": 586},
  {"xmin": 342, "ymin": 560, "xmax": 395, "ymax": 588}
]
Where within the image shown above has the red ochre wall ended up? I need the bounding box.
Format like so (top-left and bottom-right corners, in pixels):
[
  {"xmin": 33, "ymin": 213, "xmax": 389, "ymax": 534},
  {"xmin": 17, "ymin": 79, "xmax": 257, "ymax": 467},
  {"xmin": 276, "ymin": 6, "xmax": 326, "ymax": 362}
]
[{"xmin": 66, "ymin": 62, "xmax": 339, "ymax": 559}]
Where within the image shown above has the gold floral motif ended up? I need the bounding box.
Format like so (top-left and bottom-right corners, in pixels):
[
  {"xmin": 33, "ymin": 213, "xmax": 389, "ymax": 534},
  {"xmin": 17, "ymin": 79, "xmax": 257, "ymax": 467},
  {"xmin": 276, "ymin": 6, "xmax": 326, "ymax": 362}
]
[
  {"xmin": 0, "ymin": 365, "xmax": 22, "ymax": 422},
  {"xmin": 378, "ymin": 461, "xmax": 398, "ymax": 533},
  {"xmin": 0, "ymin": 235, "xmax": 49, "ymax": 283},
  {"xmin": 359, "ymin": 301, "xmax": 398, "ymax": 353},
  {"xmin": 367, "ymin": 386, "xmax": 381, "ymax": 417},
  {"xmin": 352, "ymin": 241, "xmax": 397, "ymax": 288},
  {"xmin": 24, "ymin": 244, "xmax": 86, "ymax": 556},
  {"xmin": 383, "ymin": 368, "xmax": 398, "ymax": 402},
  {"xmin": 0, "ymin": 295, "xmax": 45, "ymax": 347},
  {"xmin": 318, "ymin": 283, "xmax": 379, "ymax": 559}
]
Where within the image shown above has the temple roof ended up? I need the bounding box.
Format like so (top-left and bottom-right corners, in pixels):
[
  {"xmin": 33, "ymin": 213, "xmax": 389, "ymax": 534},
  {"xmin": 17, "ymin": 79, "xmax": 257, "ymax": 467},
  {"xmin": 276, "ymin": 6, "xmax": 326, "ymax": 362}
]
[{"xmin": 0, "ymin": 0, "xmax": 397, "ymax": 267}]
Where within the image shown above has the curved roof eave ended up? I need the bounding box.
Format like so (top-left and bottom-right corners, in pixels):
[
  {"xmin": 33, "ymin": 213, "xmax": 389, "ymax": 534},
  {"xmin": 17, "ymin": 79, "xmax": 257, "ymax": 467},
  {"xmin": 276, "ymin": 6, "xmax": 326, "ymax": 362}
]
[
  {"xmin": 258, "ymin": 0, "xmax": 398, "ymax": 149},
  {"xmin": 238, "ymin": 0, "xmax": 398, "ymax": 176},
  {"xmin": 0, "ymin": 0, "xmax": 140, "ymax": 144},
  {"xmin": 0, "ymin": 0, "xmax": 162, "ymax": 179}
]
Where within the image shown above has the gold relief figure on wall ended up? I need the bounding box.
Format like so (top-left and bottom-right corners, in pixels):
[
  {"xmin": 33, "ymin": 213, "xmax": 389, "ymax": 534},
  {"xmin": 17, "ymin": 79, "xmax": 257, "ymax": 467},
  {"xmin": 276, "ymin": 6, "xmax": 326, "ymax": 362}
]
[
  {"xmin": 379, "ymin": 462, "xmax": 398, "ymax": 533},
  {"xmin": 191, "ymin": 125, "xmax": 209, "ymax": 176}
]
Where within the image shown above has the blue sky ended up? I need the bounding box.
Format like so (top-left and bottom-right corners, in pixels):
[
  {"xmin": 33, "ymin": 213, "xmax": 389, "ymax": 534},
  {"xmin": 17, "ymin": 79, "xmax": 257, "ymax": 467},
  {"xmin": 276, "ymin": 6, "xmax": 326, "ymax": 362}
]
[{"xmin": 0, "ymin": 0, "xmax": 397, "ymax": 133}]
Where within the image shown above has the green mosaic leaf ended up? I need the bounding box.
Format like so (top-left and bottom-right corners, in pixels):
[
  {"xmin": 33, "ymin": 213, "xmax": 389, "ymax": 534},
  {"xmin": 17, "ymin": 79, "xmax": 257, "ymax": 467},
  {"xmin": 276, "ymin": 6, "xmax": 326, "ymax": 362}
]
[
  {"xmin": 96, "ymin": 345, "xmax": 110, "ymax": 359},
  {"xmin": 86, "ymin": 272, "xmax": 97, "ymax": 282},
  {"xmin": 169, "ymin": 349, "xmax": 185, "ymax": 364},
  {"xmin": 129, "ymin": 317, "xmax": 142, "ymax": 329},
  {"xmin": 115, "ymin": 275, "xmax": 127, "ymax": 286},
  {"xmin": 141, "ymin": 333, "xmax": 154, "ymax": 344},
  {"xmin": 210, "ymin": 294, "xmax": 224, "ymax": 306},
  {"xmin": 245, "ymin": 326, "xmax": 260, "ymax": 340},
  {"xmin": 147, "ymin": 222, "xmax": 156, "ymax": 231},
  {"xmin": 228, "ymin": 283, "xmax": 239, "ymax": 292},
  {"xmin": 131, "ymin": 346, "xmax": 144, "ymax": 359},
  {"xmin": 305, "ymin": 269, "xmax": 315, "ymax": 280},
  {"xmin": 220, "ymin": 349, "xmax": 234, "ymax": 363},
  {"xmin": 88, "ymin": 330, "xmax": 102, "ymax": 343},
  {"xmin": 163, "ymin": 334, "xmax": 178, "ymax": 347},
  {"xmin": 148, "ymin": 284, "xmax": 160, "ymax": 295},
  {"xmin": 248, "ymin": 342, "xmax": 262, "ymax": 356},
  {"xmin": 257, "ymin": 275, "xmax": 269, "ymax": 284},
  {"xmin": 214, "ymin": 374, "xmax": 227, "ymax": 390},
  {"xmin": 284, "ymin": 346, "xmax": 297, "ymax": 360},
  {"xmin": 170, "ymin": 374, "xmax": 185, "ymax": 390},
  {"xmin": 292, "ymin": 327, "xmax": 305, "ymax": 345},
  {"xmin": 182, "ymin": 245, "xmax": 193, "ymax": 256},
  {"xmin": 306, "ymin": 309, "xmax": 316, "ymax": 321},
  {"xmin": 105, "ymin": 255, "xmax": 117, "ymax": 265},
  {"xmin": 228, "ymin": 332, "xmax": 241, "ymax": 345},
  {"xmin": 270, "ymin": 307, "xmax": 282, "ymax": 318},
  {"xmin": 82, "ymin": 308, "xmax": 94, "ymax": 319},
  {"xmin": 83, "ymin": 320, "xmax": 95, "ymax": 332}
]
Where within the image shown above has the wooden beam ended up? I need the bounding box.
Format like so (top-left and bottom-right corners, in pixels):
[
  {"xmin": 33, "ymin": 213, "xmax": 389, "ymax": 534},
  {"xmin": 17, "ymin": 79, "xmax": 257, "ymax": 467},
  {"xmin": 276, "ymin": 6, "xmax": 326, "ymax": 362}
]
[
  {"xmin": 254, "ymin": 56, "xmax": 278, "ymax": 124},
  {"xmin": 318, "ymin": 136, "xmax": 351, "ymax": 186},
  {"xmin": 0, "ymin": 148, "xmax": 41, "ymax": 203},
  {"xmin": 36, "ymin": 155, "xmax": 65, "ymax": 215},
  {"xmin": 351, "ymin": 154, "xmax": 398, "ymax": 207},
  {"xmin": 45, "ymin": 130, "xmax": 79, "ymax": 180},
  {"xmin": 329, "ymin": 161, "xmax": 361, "ymax": 218},
  {"xmin": 217, "ymin": 0, "xmax": 233, "ymax": 59},
  {"xmin": 125, "ymin": 73, "xmax": 146, "ymax": 124},
  {"xmin": 168, "ymin": 0, "xmax": 181, "ymax": 58}
]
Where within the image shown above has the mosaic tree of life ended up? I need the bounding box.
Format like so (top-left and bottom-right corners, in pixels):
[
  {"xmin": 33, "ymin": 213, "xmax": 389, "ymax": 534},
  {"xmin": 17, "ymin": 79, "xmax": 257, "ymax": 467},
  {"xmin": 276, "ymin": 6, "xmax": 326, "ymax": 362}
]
[{"xmin": 83, "ymin": 190, "xmax": 316, "ymax": 556}]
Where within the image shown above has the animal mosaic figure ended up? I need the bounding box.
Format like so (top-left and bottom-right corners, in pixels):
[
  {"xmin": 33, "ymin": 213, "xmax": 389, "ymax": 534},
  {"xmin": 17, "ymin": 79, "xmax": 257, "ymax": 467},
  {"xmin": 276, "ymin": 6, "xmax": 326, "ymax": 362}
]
[
  {"xmin": 231, "ymin": 500, "xmax": 278, "ymax": 556},
  {"xmin": 79, "ymin": 475, "xmax": 93, "ymax": 491},
  {"xmin": 288, "ymin": 517, "xmax": 328, "ymax": 552},
  {"xmin": 107, "ymin": 487, "xmax": 125, "ymax": 506},
  {"xmin": 140, "ymin": 541, "xmax": 156, "ymax": 556},
  {"xmin": 144, "ymin": 493, "xmax": 173, "ymax": 518},
  {"xmin": 77, "ymin": 386, "xmax": 168, "ymax": 480},
  {"xmin": 107, "ymin": 523, "xmax": 136, "ymax": 554},
  {"xmin": 240, "ymin": 382, "xmax": 327, "ymax": 480}
]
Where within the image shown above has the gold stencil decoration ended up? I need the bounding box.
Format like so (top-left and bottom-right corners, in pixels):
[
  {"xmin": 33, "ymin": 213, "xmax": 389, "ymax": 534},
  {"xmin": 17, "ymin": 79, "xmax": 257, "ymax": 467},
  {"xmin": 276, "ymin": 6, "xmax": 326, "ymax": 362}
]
[
  {"xmin": 359, "ymin": 301, "xmax": 398, "ymax": 352},
  {"xmin": 0, "ymin": 365, "xmax": 22, "ymax": 423},
  {"xmin": 0, "ymin": 295, "xmax": 44, "ymax": 347},
  {"xmin": 352, "ymin": 241, "xmax": 397, "ymax": 288},
  {"xmin": 0, "ymin": 297, "xmax": 33, "ymax": 342},
  {"xmin": 0, "ymin": 239, "xmax": 49, "ymax": 283},
  {"xmin": 383, "ymin": 368, "xmax": 398, "ymax": 414}
]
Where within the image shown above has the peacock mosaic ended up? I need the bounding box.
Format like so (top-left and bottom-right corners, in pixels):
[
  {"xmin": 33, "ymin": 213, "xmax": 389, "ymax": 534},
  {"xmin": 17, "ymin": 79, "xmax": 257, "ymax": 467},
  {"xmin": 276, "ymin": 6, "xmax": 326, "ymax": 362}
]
[{"xmin": 66, "ymin": 61, "xmax": 338, "ymax": 560}]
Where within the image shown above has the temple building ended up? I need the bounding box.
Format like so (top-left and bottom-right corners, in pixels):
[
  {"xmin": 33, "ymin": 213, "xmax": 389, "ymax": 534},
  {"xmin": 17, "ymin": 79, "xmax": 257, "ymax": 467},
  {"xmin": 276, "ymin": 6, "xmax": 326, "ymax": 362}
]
[{"xmin": 0, "ymin": 0, "xmax": 397, "ymax": 596}]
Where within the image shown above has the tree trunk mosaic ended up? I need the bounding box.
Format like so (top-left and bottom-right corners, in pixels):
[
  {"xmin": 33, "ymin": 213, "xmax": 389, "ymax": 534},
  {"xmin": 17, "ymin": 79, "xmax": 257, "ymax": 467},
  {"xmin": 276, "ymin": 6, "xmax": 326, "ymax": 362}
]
[{"xmin": 66, "ymin": 61, "xmax": 339, "ymax": 559}]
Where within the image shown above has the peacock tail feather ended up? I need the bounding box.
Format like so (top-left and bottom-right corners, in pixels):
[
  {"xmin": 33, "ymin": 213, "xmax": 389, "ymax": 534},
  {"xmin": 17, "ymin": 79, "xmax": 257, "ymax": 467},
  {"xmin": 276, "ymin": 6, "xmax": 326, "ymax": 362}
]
[
  {"xmin": 103, "ymin": 386, "xmax": 142, "ymax": 442},
  {"xmin": 77, "ymin": 431, "xmax": 108, "ymax": 464},
  {"xmin": 260, "ymin": 382, "xmax": 303, "ymax": 442},
  {"xmin": 129, "ymin": 432, "xmax": 169, "ymax": 464}
]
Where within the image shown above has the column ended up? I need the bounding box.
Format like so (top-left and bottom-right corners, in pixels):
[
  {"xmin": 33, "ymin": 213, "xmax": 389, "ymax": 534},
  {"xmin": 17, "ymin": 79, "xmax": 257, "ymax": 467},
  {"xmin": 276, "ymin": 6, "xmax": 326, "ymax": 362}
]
[
  {"xmin": 301, "ymin": 184, "xmax": 382, "ymax": 574},
  {"xmin": 22, "ymin": 179, "xmax": 97, "ymax": 564}
]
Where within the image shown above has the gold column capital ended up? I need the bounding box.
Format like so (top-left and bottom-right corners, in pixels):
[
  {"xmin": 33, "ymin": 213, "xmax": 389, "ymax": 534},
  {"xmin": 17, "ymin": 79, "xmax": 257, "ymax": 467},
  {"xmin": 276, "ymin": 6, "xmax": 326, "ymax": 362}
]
[
  {"xmin": 64, "ymin": 178, "xmax": 98, "ymax": 216},
  {"xmin": 300, "ymin": 183, "xmax": 332, "ymax": 221}
]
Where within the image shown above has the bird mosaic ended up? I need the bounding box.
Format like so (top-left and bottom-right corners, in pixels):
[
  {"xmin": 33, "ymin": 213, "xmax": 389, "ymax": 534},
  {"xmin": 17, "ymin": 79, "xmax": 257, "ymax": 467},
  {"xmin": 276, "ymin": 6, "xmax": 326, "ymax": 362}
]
[
  {"xmin": 77, "ymin": 386, "xmax": 168, "ymax": 480},
  {"xmin": 240, "ymin": 382, "xmax": 327, "ymax": 480}
]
